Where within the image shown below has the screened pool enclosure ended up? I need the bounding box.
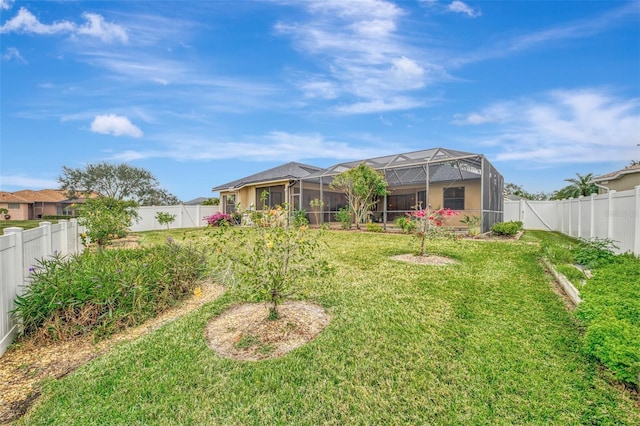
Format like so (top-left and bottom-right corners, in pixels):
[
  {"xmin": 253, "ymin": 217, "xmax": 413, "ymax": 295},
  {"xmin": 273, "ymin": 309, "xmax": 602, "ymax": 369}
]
[
  {"xmin": 213, "ymin": 148, "xmax": 504, "ymax": 233},
  {"xmin": 291, "ymin": 148, "xmax": 503, "ymax": 232}
]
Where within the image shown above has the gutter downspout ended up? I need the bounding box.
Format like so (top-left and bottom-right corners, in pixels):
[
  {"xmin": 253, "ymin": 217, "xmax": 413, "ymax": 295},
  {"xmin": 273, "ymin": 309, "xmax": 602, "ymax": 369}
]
[{"xmin": 593, "ymin": 182, "xmax": 610, "ymax": 193}]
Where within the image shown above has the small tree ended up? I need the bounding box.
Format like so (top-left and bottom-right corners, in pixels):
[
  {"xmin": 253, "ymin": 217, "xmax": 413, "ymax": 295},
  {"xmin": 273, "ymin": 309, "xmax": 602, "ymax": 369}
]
[
  {"xmin": 76, "ymin": 197, "xmax": 139, "ymax": 247},
  {"xmin": 409, "ymin": 204, "xmax": 459, "ymax": 256},
  {"xmin": 0, "ymin": 207, "xmax": 9, "ymax": 221},
  {"xmin": 155, "ymin": 211, "xmax": 176, "ymax": 230},
  {"xmin": 329, "ymin": 163, "xmax": 389, "ymax": 229},
  {"xmin": 210, "ymin": 203, "xmax": 330, "ymax": 320},
  {"xmin": 309, "ymin": 198, "xmax": 324, "ymax": 227}
]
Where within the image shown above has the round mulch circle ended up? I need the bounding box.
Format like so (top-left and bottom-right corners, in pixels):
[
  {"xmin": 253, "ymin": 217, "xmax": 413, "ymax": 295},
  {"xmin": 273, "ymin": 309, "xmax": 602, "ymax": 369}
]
[
  {"xmin": 390, "ymin": 253, "xmax": 458, "ymax": 265},
  {"xmin": 204, "ymin": 301, "xmax": 331, "ymax": 361}
]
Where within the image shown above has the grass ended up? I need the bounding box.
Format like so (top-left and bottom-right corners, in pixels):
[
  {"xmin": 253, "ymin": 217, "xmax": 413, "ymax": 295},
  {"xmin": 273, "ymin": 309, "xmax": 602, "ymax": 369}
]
[{"xmin": 16, "ymin": 229, "xmax": 640, "ymax": 425}]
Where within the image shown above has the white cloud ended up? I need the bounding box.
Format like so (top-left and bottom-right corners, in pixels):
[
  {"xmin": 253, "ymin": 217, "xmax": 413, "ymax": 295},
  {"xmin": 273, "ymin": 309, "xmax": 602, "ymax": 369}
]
[
  {"xmin": 0, "ymin": 7, "xmax": 74, "ymax": 34},
  {"xmin": 0, "ymin": 7, "xmax": 127, "ymax": 43},
  {"xmin": 0, "ymin": 0, "xmax": 14, "ymax": 11},
  {"xmin": 455, "ymin": 88, "xmax": 640, "ymax": 163},
  {"xmin": 75, "ymin": 13, "xmax": 128, "ymax": 43},
  {"xmin": 90, "ymin": 114, "xmax": 143, "ymax": 138},
  {"xmin": 2, "ymin": 47, "xmax": 26, "ymax": 63},
  {"xmin": 452, "ymin": 2, "xmax": 637, "ymax": 66},
  {"xmin": 335, "ymin": 97, "xmax": 424, "ymax": 114},
  {"xmin": 447, "ymin": 1, "xmax": 481, "ymax": 18},
  {"xmin": 299, "ymin": 80, "xmax": 338, "ymax": 99},
  {"xmin": 275, "ymin": 1, "xmax": 436, "ymax": 113},
  {"xmin": 107, "ymin": 131, "xmax": 394, "ymax": 163}
]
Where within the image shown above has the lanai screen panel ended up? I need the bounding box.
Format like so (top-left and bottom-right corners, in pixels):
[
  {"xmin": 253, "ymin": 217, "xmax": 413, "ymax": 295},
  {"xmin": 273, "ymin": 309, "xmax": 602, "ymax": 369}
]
[{"xmin": 481, "ymin": 158, "xmax": 504, "ymax": 232}]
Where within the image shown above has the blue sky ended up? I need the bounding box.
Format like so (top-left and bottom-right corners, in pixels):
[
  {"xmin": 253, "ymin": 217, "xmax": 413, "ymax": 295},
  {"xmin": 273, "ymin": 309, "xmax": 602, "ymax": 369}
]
[{"xmin": 1, "ymin": 0, "xmax": 638, "ymax": 202}]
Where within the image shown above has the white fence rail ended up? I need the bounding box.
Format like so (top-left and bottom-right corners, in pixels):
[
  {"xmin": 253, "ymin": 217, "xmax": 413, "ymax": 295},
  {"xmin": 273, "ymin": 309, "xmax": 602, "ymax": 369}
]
[
  {"xmin": 0, "ymin": 204, "xmax": 219, "ymax": 357},
  {"xmin": 505, "ymin": 186, "xmax": 640, "ymax": 256}
]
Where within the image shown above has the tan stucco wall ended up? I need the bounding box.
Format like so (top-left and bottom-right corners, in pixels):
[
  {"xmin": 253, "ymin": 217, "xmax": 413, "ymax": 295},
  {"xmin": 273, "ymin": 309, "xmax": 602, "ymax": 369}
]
[
  {"xmin": 597, "ymin": 174, "xmax": 640, "ymax": 194},
  {"xmin": 387, "ymin": 181, "xmax": 481, "ymax": 227}
]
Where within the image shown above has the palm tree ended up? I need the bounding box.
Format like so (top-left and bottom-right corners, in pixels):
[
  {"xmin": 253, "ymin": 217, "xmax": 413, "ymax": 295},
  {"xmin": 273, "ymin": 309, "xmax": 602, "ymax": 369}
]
[{"xmin": 554, "ymin": 173, "xmax": 599, "ymax": 199}]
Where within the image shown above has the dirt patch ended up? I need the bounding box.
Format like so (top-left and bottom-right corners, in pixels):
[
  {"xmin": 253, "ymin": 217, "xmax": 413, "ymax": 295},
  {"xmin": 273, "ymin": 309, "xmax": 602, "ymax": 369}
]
[
  {"xmin": 0, "ymin": 281, "xmax": 225, "ymax": 424},
  {"xmin": 205, "ymin": 301, "xmax": 331, "ymax": 361},
  {"xmin": 390, "ymin": 253, "xmax": 458, "ymax": 266}
]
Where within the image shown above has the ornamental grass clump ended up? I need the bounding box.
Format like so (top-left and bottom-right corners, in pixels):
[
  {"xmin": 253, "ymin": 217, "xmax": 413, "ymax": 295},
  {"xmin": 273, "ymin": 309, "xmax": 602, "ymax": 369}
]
[{"xmin": 13, "ymin": 238, "xmax": 209, "ymax": 341}]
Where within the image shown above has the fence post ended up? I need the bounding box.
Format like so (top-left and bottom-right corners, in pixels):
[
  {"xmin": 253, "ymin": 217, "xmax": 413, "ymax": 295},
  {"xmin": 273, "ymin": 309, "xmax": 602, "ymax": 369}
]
[
  {"xmin": 568, "ymin": 199, "xmax": 572, "ymax": 237},
  {"xmin": 39, "ymin": 221, "xmax": 53, "ymax": 257},
  {"xmin": 178, "ymin": 205, "xmax": 184, "ymax": 228},
  {"xmin": 577, "ymin": 196, "xmax": 583, "ymax": 239},
  {"xmin": 635, "ymin": 186, "xmax": 640, "ymax": 255},
  {"xmin": 590, "ymin": 194, "xmax": 595, "ymax": 239},
  {"xmin": 59, "ymin": 220, "xmax": 68, "ymax": 255},
  {"xmin": 607, "ymin": 191, "xmax": 615, "ymax": 240},
  {"xmin": 519, "ymin": 199, "xmax": 525, "ymax": 223},
  {"xmin": 4, "ymin": 227, "xmax": 25, "ymax": 293}
]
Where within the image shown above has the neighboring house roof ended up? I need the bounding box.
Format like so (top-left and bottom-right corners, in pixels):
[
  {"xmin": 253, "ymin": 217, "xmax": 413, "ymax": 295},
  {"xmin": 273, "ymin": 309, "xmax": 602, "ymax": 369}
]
[
  {"xmin": 591, "ymin": 163, "xmax": 640, "ymax": 183},
  {"xmin": 0, "ymin": 191, "xmax": 29, "ymax": 203},
  {"xmin": 185, "ymin": 197, "xmax": 209, "ymax": 205},
  {"xmin": 12, "ymin": 189, "xmax": 67, "ymax": 202},
  {"xmin": 0, "ymin": 189, "xmax": 91, "ymax": 204},
  {"xmin": 212, "ymin": 162, "xmax": 323, "ymax": 192}
]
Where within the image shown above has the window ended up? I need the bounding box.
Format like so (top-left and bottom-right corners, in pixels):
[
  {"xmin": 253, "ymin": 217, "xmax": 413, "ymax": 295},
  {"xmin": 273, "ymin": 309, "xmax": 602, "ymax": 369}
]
[
  {"xmin": 443, "ymin": 187, "xmax": 465, "ymax": 210},
  {"xmin": 7, "ymin": 203, "xmax": 20, "ymax": 209},
  {"xmin": 256, "ymin": 186, "xmax": 285, "ymax": 209}
]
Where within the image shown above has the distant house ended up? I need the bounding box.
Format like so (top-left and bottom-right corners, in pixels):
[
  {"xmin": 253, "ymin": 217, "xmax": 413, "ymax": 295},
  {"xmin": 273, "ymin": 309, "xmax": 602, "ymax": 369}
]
[
  {"xmin": 591, "ymin": 163, "xmax": 640, "ymax": 194},
  {"xmin": 0, "ymin": 189, "xmax": 86, "ymax": 220},
  {"xmin": 212, "ymin": 148, "xmax": 504, "ymax": 232}
]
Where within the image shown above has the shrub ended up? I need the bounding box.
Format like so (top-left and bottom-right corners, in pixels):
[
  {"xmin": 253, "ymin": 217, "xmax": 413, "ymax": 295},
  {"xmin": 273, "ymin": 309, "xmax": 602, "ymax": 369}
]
[
  {"xmin": 394, "ymin": 215, "xmax": 416, "ymax": 234},
  {"xmin": 13, "ymin": 238, "xmax": 209, "ymax": 341},
  {"xmin": 76, "ymin": 197, "xmax": 139, "ymax": 247},
  {"xmin": 292, "ymin": 209, "xmax": 309, "ymax": 227},
  {"xmin": 366, "ymin": 222, "xmax": 383, "ymax": 233},
  {"xmin": 491, "ymin": 221, "xmax": 523, "ymax": 237},
  {"xmin": 573, "ymin": 237, "xmax": 618, "ymax": 269},
  {"xmin": 205, "ymin": 212, "xmax": 234, "ymax": 227},
  {"xmin": 575, "ymin": 255, "xmax": 640, "ymax": 386},
  {"xmin": 335, "ymin": 207, "xmax": 352, "ymax": 229}
]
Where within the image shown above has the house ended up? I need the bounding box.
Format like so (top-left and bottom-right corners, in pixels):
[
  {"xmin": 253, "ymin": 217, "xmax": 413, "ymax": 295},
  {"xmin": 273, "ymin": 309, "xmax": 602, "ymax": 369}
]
[
  {"xmin": 212, "ymin": 162, "xmax": 323, "ymax": 214},
  {"xmin": 591, "ymin": 163, "xmax": 640, "ymax": 194},
  {"xmin": 212, "ymin": 148, "xmax": 504, "ymax": 232},
  {"xmin": 0, "ymin": 189, "xmax": 85, "ymax": 220}
]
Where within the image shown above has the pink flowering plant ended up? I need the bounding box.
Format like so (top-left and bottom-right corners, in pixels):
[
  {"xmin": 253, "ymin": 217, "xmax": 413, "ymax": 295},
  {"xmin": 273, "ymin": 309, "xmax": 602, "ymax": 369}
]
[{"xmin": 409, "ymin": 204, "xmax": 459, "ymax": 256}]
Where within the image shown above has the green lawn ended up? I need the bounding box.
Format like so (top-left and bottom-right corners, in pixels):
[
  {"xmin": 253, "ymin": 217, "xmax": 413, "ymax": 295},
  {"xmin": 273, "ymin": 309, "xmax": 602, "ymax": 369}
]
[{"xmin": 17, "ymin": 230, "xmax": 640, "ymax": 425}]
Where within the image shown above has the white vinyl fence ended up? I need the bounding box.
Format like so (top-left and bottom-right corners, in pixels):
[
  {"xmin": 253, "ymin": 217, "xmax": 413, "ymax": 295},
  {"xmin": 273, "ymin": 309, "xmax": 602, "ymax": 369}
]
[
  {"xmin": 129, "ymin": 205, "xmax": 218, "ymax": 231},
  {"xmin": 0, "ymin": 204, "xmax": 219, "ymax": 357},
  {"xmin": 0, "ymin": 220, "xmax": 85, "ymax": 356},
  {"xmin": 505, "ymin": 186, "xmax": 640, "ymax": 256}
]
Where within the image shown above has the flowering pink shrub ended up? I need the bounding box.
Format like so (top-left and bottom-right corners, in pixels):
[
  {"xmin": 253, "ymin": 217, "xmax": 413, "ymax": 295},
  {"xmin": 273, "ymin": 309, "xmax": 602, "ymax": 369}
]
[
  {"xmin": 205, "ymin": 212, "xmax": 234, "ymax": 227},
  {"xmin": 409, "ymin": 205, "xmax": 459, "ymax": 256}
]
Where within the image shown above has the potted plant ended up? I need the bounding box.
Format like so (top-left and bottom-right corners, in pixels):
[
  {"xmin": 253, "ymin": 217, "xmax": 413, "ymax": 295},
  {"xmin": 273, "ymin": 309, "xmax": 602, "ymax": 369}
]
[{"xmin": 0, "ymin": 207, "xmax": 10, "ymax": 220}]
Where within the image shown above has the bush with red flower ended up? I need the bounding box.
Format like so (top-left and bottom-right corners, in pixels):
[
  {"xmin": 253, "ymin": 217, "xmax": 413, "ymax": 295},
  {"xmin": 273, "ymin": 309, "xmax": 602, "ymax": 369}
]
[
  {"xmin": 409, "ymin": 205, "xmax": 459, "ymax": 256},
  {"xmin": 205, "ymin": 212, "xmax": 234, "ymax": 227}
]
